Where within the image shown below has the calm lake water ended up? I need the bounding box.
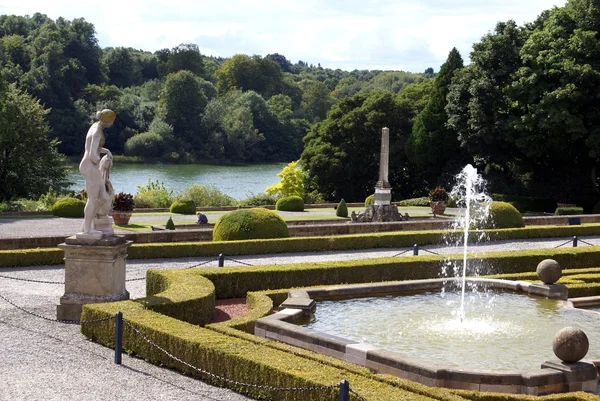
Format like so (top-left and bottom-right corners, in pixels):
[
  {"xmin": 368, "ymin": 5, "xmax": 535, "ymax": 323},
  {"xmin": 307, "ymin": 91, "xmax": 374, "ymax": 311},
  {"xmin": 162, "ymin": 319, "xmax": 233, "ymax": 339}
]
[{"xmin": 67, "ymin": 163, "xmax": 286, "ymax": 200}]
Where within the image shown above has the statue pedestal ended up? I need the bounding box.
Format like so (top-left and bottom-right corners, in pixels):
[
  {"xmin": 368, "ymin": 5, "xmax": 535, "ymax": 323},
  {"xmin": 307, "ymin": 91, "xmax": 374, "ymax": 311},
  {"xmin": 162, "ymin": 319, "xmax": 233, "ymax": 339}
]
[
  {"xmin": 56, "ymin": 235, "xmax": 131, "ymax": 321},
  {"xmin": 374, "ymin": 187, "xmax": 392, "ymax": 206}
]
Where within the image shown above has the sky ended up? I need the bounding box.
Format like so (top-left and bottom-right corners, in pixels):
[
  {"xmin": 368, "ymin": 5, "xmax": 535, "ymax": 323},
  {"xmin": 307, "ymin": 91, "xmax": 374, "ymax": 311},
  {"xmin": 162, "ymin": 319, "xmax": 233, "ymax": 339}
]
[{"xmin": 0, "ymin": 0, "xmax": 568, "ymax": 72}]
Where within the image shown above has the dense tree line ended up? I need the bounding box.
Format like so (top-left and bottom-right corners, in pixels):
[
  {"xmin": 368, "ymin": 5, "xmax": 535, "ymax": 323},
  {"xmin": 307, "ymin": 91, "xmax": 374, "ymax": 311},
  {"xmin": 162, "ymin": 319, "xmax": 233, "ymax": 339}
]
[
  {"xmin": 0, "ymin": 13, "xmax": 425, "ymax": 167},
  {"xmin": 303, "ymin": 0, "xmax": 600, "ymax": 204}
]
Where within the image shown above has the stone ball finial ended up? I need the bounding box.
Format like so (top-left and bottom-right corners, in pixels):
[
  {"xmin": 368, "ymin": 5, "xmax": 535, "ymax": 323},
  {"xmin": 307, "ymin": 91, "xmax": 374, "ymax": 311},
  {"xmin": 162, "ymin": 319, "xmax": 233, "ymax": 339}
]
[
  {"xmin": 553, "ymin": 327, "xmax": 589, "ymax": 363},
  {"xmin": 536, "ymin": 259, "xmax": 562, "ymax": 284}
]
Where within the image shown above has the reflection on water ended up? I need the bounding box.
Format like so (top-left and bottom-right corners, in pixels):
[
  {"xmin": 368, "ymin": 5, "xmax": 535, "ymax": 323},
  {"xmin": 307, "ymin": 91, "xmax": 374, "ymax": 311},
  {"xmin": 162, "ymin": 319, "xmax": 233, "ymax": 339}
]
[
  {"xmin": 67, "ymin": 163, "xmax": 286, "ymax": 199},
  {"xmin": 303, "ymin": 291, "xmax": 600, "ymax": 371}
]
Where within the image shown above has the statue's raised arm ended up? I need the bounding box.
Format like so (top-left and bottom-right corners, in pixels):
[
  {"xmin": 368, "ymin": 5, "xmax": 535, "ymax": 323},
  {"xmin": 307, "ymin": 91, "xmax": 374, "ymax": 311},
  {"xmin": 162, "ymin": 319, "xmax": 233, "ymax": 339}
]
[{"xmin": 79, "ymin": 109, "xmax": 116, "ymax": 235}]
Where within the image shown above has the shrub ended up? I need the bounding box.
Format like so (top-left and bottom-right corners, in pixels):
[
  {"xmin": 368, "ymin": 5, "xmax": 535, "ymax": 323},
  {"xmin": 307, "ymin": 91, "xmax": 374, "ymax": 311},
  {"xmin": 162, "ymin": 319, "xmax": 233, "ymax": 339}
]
[
  {"xmin": 170, "ymin": 199, "xmax": 196, "ymax": 214},
  {"xmin": 429, "ymin": 186, "xmax": 449, "ymax": 202},
  {"xmin": 365, "ymin": 194, "xmax": 374, "ymax": 206},
  {"xmin": 51, "ymin": 197, "xmax": 85, "ymax": 217},
  {"xmin": 555, "ymin": 207, "xmax": 584, "ymax": 215},
  {"xmin": 124, "ymin": 132, "xmax": 164, "ymax": 158},
  {"xmin": 213, "ymin": 208, "xmax": 289, "ymax": 241},
  {"xmin": 237, "ymin": 193, "xmax": 277, "ymax": 207},
  {"xmin": 484, "ymin": 201, "xmax": 524, "ymax": 229},
  {"xmin": 492, "ymin": 193, "xmax": 557, "ymax": 213},
  {"xmin": 275, "ymin": 196, "xmax": 304, "ymax": 211},
  {"xmin": 180, "ymin": 184, "xmax": 235, "ymax": 207},
  {"xmin": 265, "ymin": 160, "xmax": 305, "ymax": 198},
  {"xmin": 166, "ymin": 217, "xmax": 175, "ymax": 230},
  {"xmin": 134, "ymin": 180, "xmax": 173, "ymax": 208},
  {"xmin": 397, "ymin": 197, "xmax": 430, "ymax": 207},
  {"xmin": 336, "ymin": 199, "xmax": 348, "ymax": 217}
]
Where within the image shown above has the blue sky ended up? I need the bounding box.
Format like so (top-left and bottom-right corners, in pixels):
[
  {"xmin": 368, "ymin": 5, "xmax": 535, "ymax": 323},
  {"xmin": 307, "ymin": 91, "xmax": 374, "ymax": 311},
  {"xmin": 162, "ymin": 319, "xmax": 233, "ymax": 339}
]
[{"xmin": 1, "ymin": 0, "xmax": 567, "ymax": 72}]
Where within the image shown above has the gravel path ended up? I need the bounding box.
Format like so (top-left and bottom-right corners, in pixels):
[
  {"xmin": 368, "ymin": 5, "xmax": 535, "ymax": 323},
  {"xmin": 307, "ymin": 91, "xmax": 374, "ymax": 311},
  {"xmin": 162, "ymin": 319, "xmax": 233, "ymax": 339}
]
[{"xmin": 1, "ymin": 218, "xmax": 598, "ymax": 400}]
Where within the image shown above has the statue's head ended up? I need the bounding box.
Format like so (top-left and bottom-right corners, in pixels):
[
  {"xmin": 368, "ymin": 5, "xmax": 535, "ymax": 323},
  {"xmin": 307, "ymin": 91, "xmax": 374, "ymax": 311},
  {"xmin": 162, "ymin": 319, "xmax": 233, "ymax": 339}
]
[{"xmin": 96, "ymin": 109, "xmax": 116, "ymax": 128}]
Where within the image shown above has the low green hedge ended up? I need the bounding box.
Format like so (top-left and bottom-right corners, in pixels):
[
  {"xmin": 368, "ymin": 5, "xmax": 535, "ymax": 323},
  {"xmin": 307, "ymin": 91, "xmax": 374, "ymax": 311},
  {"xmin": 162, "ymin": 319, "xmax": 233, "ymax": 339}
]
[
  {"xmin": 170, "ymin": 199, "xmax": 196, "ymax": 215},
  {"xmin": 555, "ymin": 207, "xmax": 584, "ymax": 216},
  {"xmin": 275, "ymin": 196, "xmax": 304, "ymax": 211},
  {"xmin": 213, "ymin": 208, "xmax": 289, "ymax": 241},
  {"xmin": 51, "ymin": 197, "xmax": 85, "ymax": 217},
  {"xmin": 7, "ymin": 223, "xmax": 600, "ymax": 267}
]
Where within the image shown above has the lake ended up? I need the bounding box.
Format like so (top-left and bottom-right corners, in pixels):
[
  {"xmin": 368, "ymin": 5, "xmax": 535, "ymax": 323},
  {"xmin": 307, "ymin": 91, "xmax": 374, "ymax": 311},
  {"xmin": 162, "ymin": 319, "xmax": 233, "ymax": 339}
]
[{"xmin": 67, "ymin": 163, "xmax": 286, "ymax": 200}]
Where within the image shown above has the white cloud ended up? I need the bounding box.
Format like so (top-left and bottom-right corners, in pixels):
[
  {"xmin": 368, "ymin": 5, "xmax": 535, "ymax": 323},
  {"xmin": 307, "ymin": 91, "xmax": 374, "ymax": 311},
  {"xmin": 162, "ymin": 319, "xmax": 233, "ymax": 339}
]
[{"xmin": 0, "ymin": 0, "xmax": 568, "ymax": 71}]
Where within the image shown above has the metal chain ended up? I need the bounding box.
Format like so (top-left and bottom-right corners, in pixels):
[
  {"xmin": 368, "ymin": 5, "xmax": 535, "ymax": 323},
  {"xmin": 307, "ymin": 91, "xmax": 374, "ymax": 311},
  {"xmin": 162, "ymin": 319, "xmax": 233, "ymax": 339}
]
[
  {"xmin": 124, "ymin": 320, "xmax": 338, "ymax": 393},
  {"xmin": 185, "ymin": 258, "xmax": 219, "ymax": 269},
  {"xmin": 0, "ymin": 291, "xmax": 114, "ymax": 325},
  {"xmin": 0, "ymin": 274, "xmax": 64, "ymax": 285},
  {"xmin": 421, "ymin": 248, "xmax": 440, "ymax": 256},
  {"xmin": 392, "ymin": 249, "xmax": 410, "ymax": 257},
  {"xmin": 554, "ymin": 239, "xmax": 572, "ymax": 249},
  {"xmin": 126, "ymin": 277, "xmax": 146, "ymax": 282},
  {"xmin": 578, "ymin": 238, "xmax": 596, "ymax": 247},
  {"xmin": 349, "ymin": 388, "xmax": 367, "ymax": 401},
  {"xmin": 224, "ymin": 257, "xmax": 253, "ymax": 266}
]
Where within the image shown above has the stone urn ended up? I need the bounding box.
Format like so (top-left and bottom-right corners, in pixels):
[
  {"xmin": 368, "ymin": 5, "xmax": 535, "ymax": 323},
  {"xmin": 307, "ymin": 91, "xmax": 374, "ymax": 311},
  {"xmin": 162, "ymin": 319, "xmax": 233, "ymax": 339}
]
[
  {"xmin": 112, "ymin": 211, "xmax": 132, "ymax": 226},
  {"xmin": 430, "ymin": 201, "xmax": 446, "ymax": 215}
]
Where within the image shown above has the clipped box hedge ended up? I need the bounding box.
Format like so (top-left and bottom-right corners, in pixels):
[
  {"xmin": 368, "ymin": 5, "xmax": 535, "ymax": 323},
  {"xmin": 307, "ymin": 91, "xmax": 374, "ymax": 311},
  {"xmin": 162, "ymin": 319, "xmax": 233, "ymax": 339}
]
[{"xmin": 6, "ymin": 223, "xmax": 600, "ymax": 268}]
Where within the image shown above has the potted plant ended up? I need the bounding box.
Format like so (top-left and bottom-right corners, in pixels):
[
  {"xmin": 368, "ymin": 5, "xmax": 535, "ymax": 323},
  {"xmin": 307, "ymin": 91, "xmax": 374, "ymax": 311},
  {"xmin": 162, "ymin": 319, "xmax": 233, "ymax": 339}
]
[
  {"xmin": 429, "ymin": 186, "xmax": 449, "ymax": 216},
  {"xmin": 112, "ymin": 192, "xmax": 134, "ymax": 225}
]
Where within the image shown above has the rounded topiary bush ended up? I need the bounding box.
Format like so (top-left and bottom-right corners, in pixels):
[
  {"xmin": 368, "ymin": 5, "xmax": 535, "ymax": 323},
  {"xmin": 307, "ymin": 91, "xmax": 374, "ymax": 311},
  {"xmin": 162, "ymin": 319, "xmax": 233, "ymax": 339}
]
[
  {"xmin": 484, "ymin": 201, "xmax": 524, "ymax": 229},
  {"xmin": 170, "ymin": 199, "xmax": 196, "ymax": 214},
  {"xmin": 51, "ymin": 197, "xmax": 86, "ymax": 218},
  {"xmin": 213, "ymin": 208, "xmax": 289, "ymax": 241},
  {"xmin": 365, "ymin": 194, "xmax": 374, "ymax": 206},
  {"xmin": 275, "ymin": 196, "xmax": 304, "ymax": 211}
]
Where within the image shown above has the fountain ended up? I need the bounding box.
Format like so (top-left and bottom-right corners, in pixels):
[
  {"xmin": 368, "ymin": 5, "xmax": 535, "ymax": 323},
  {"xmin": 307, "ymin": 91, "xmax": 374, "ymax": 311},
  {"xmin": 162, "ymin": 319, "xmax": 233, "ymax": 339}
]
[{"xmin": 256, "ymin": 165, "xmax": 599, "ymax": 395}]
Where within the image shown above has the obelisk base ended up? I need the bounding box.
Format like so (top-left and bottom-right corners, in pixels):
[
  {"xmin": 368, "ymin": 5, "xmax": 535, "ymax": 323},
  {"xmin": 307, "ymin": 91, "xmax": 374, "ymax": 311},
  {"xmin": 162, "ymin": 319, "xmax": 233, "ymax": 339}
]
[{"xmin": 56, "ymin": 235, "xmax": 131, "ymax": 321}]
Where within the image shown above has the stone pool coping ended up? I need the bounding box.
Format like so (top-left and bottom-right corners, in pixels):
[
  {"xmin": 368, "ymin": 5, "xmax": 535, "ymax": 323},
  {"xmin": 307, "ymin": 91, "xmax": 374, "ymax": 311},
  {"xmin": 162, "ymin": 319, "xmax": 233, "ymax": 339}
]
[{"xmin": 255, "ymin": 278, "xmax": 597, "ymax": 395}]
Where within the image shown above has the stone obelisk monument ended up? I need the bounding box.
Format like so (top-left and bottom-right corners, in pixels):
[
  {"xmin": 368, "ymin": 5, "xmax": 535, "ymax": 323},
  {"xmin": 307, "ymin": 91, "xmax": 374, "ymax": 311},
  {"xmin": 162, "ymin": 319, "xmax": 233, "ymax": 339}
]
[
  {"xmin": 57, "ymin": 109, "xmax": 131, "ymax": 321},
  {"xmin": 351, "ymin": 127, "xmax": 404, "ymax": 223}
]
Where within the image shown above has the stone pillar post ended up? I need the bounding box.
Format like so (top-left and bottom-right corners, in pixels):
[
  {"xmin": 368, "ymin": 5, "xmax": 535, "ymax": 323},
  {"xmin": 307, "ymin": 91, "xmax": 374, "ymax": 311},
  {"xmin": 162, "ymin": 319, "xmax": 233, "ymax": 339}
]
[
  {"xmin": 375, "ymin": 127, "xmax": 392, "ymax": 206},
  {"xmin": 56, "ymin": 235, "xmax": 131, "ymax": 321}
]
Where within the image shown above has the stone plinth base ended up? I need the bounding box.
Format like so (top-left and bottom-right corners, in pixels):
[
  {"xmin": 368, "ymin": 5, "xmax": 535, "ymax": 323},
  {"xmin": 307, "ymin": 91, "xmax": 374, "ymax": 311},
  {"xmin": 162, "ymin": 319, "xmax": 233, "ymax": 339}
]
[
  {"xmin": 541, "ymin": 360, "xmax": 598, "ymax": 393},
  {"xmin": 528, "ymin": 283, "xmax": 568, "ymax": 300},
  {"xmin": 374, "ymin": 187, "xmax": 392, "ymax": 206},
  {"xmin": 56, "ymin": 235, "xmax": 131, "ymax": 321},
  {"xmin": 351, "ymin": 204, "xmax": 407, "ymax": 223}
]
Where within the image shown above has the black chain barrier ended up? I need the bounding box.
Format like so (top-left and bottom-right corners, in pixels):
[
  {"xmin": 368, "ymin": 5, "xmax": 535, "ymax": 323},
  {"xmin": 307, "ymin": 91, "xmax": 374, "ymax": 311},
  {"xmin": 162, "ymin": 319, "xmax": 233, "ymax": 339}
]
[
  {"xmin": 125, "ymin": 276, "xmax": 146, "ymax": 282},
  {"xmin": 0, "ymin": 274, "xmax": 64, "ymax": 285},
  {"xmin": 185, "ymin": 258, "xmax": 219, "ymax": 269},
  {"xmin": 349, "ymin": 388, "xmax": 367, "ymax": 401},
  {"xmin": 123, "ymin": 320, "xmax": 341, "ymax": 395},
  {"xmin": 420, "ymin": 248, "xmax": 440, "ymax": 256},
  {"xmin": 578, "ymin": 238, "xmax": 596, "ymax": 247},
  {"xmin": 0, "ymin": 292, "xmax": 114, "ymax": 325},
  {"xmin": 392, "ymin": 249, "xmax": 410, "ymax": 257},
  {"xmin": 554, "ymin": 239, "xmax": 573, "ymax": 249},
  {"xmin": 224, "ymin": 257, "xmax": 253, "ymax": 266}
]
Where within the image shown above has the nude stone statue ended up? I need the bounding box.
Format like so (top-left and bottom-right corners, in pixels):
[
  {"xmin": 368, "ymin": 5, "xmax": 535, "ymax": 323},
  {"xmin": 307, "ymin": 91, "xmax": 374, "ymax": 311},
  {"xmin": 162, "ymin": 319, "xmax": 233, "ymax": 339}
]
[{"xmin": 79, "ymin": 109, "xmax": 115, "ymax": 235}]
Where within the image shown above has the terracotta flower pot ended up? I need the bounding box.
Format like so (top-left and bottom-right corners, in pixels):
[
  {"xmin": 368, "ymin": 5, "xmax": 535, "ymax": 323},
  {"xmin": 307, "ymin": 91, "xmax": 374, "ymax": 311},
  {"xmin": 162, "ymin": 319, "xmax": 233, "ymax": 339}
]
[
  {"xmin": 112, "ymin": 211, "xmax": 132, "ymax": 225},
  {"xmin": 430, "ymin": 201, "xmax": 446, "ymax": 215}
]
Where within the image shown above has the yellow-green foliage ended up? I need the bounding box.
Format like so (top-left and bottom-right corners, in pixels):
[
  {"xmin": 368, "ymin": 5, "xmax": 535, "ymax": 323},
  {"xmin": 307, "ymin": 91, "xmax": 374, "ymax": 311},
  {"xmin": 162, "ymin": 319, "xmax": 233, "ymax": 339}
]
[
  {"xmin": 213, "ymin": 208, "xmax": 289, "ymax": 241},
  {"xmin": 51, "ymin": 197, "xmax": 85, "ymax": 217},
  {"xmin": 485, "ymin": 201, "xmax": 524, "ymax": 229},
  {"xmin": 336, "ymin": 199, "xmax": 348, "ymax": 217},
  {"xmin": 365, "ymin": 194, "xmax": 374, "ymax": 206},
  {"xmin": 170, "ymin": 199, "xmax": 196, "ymax": 214},
  {"xmin": 265, "ymin": 160, "xmax": 305, "ymax": 198},
  {"xmin": 275, "ymin": 196, "xmax": 304, "ymax": 211}
]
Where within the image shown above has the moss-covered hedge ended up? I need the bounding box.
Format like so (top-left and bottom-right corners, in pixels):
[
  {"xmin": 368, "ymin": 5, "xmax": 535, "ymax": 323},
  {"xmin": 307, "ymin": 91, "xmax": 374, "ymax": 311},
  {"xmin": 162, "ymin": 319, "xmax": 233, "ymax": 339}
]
[
  {"xmin": 51, "ymin": 197, "xmax": 85, "ymax": 217},
  {"xmin": 213, "ymin": 208, "xmax": 289, "ymax": 241},
  {"xmin": 170, "ymin": 199, "xmax": 196, "ymax": 215},
  {"xmin": 555, "ymin": 207, "xmax": 584, "ymax": 216},
  {"xmin": 275, "ymin": 196, "xmax": 304, "ymax": 211}
]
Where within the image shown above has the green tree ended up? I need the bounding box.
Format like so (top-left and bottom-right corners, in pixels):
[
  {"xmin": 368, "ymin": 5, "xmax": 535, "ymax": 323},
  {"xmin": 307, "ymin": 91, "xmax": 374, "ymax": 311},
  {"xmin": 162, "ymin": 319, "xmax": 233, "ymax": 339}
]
[
  {"xmin": 301, "ymin": 91, "xmax": 416, "ymax": 201},
  {"xmin": 405, "ymin": 47, "xmax": 464, "ymax": 184},
  {"xmin": 102, "ymin": 47, "xmax": 142, "ymax": 88},
  {"xmin": 166, "ymin": 43, "xmax": 204, "ymax": 77},
  {"xmin": 265, "ymin": 160, "xmax": 305, "ymax": 197},
  {"xmin": 158, "ymin": 70, "xmax": 208, "ymax": 155},
  {"xmin": 0, "ymin": 79, "xmax": 68, "ymax": 200},
  {"xmin": 215, "ymin": 54, "xmax": 283, "ymax": 98}
]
